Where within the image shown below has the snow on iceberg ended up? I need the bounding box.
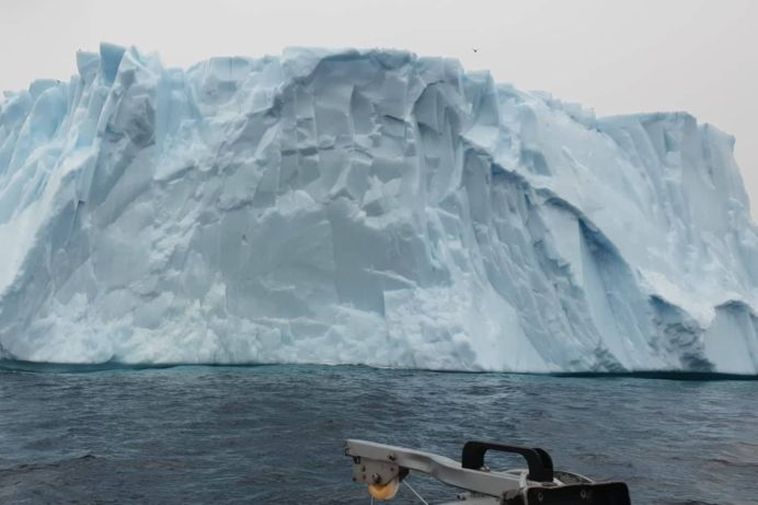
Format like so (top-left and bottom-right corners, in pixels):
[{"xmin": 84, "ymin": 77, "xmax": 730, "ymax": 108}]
[{"xmin": 0, "ymin": 44, "xmax": 756, "ymax": 373}]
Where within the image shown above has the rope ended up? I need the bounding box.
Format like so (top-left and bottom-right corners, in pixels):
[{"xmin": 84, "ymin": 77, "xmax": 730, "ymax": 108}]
[{"xmin": 403, "ymin": 480, "xmax": 431, "ymax": 505}]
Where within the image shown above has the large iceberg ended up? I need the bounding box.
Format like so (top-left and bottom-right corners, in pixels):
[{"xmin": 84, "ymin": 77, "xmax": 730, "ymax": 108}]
[{"xmin": 0, "ymin": 44, "xmax": 756, "ymax": 373}]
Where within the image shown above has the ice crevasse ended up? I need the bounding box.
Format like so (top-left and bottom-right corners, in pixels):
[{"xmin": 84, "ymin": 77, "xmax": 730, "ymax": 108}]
[{"xmin": 0, "ymin": 44, "xmax": 756, "ymax": 373}]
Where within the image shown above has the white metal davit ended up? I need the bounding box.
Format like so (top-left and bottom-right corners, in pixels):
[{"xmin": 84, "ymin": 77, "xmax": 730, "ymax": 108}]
[{"xmin": 345, "ymin": 439, "xmax": 631, "ymax": 505}]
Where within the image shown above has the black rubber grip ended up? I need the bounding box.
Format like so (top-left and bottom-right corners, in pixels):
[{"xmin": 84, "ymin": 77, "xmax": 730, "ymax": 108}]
[{"xmin": 461, "ymin": 441, "xmax": 554, "ymax": 482}]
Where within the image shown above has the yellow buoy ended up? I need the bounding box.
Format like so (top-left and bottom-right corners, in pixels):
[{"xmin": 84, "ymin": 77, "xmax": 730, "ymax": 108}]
[{"xmin": 367, "ymin": 478, "xmax": 400, "ymax": 501}]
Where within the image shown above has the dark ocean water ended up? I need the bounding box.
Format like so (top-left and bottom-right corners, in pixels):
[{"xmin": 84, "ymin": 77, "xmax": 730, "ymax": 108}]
[{"xmin": 0, "ymin": 364, "xmax": 755, "ymax": 505}]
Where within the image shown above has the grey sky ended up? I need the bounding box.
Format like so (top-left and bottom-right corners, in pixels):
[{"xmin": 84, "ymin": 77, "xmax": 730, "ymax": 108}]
[{"xmin": 1, "ymin": 0, "xmax": 756, "ymax": 219}]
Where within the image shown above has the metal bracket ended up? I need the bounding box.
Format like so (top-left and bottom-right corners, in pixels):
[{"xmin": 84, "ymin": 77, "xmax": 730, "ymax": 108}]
[{"xmin": 351, "ymin": 455, "xmax": 401, "ymax": 485}]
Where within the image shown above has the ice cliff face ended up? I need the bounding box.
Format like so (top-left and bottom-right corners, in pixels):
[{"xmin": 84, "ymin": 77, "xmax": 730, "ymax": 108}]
[{"xmin": 0, "ymin": 44, "xmax": 756, "ymax": 373}]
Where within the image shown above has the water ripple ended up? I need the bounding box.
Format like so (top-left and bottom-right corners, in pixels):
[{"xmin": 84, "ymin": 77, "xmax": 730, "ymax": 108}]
[{"xmin": 0, "ymin": 365, "xmax": 755, "ymax": 504}]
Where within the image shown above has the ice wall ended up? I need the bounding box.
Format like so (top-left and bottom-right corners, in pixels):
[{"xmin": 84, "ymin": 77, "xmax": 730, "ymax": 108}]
[{"xmin": 0, "ymin": 44, "xmax": 756, "ymax": 373}]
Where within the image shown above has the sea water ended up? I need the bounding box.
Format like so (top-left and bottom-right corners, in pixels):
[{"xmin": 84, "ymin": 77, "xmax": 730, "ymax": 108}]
[{"xmin": 0, "ymin": 365, "xmax": 755, "ymax": 504}]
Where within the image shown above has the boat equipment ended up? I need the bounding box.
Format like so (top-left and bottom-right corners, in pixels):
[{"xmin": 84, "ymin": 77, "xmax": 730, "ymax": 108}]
[{"xmin": 345, "ymin": 439, "xmax": 631, "ymax": 504}]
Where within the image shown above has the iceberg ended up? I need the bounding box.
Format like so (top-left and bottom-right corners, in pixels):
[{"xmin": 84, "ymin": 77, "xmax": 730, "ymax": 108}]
[{"xmin": 0, "ymin": 44, "xmax": 756, "ymax": 373}]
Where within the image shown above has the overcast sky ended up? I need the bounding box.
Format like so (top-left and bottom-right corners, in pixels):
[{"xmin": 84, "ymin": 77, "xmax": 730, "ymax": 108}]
[{"xmin": 1, "ymin": 0, "xmax": 756, "ymax": 219}]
